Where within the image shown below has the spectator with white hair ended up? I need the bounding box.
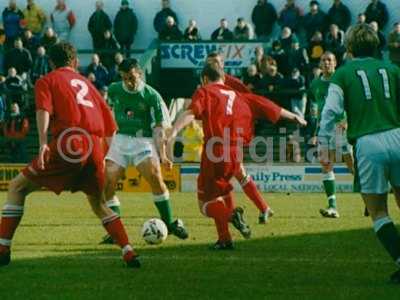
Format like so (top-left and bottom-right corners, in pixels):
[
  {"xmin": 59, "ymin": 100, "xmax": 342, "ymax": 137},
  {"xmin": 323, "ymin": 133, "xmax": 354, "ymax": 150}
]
[
  {"xmin": 183, "ymin": 20, "xmax": 201, "ymax": 41},
  {"xmin": 50, "ymin": 0, "xmax": 76, "ymax": 41},
  {"xmin": 159, "ymin": 16, "xmax": 183, "ymax": 41}
]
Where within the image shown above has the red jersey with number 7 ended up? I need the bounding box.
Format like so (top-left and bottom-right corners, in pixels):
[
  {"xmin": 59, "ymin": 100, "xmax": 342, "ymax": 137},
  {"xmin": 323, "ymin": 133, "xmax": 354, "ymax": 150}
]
[
  {"xmin": 189, "ymin": 82, "xmax": 282, "ymax": 145},
  {"xmin": 35, "ymin": 67, "xmax": 117, "ymax": 138}
]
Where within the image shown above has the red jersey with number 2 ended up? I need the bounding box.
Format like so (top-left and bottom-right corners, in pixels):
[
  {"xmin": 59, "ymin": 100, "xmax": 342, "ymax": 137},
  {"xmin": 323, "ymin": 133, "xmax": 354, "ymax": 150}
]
[
  {"xmin": 35, "ymin": 67, "xmax": 116, "ymax": 138},
  {"xmin": 190, "ymin": 83, "xmax": 282, "ymax": 145}
]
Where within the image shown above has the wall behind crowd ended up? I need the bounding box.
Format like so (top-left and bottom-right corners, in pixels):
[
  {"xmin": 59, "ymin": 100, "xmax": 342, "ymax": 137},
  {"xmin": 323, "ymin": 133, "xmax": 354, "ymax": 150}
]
[{"xmin": 16, "ymin": 0, "xmax": 400, "ymax": 50}]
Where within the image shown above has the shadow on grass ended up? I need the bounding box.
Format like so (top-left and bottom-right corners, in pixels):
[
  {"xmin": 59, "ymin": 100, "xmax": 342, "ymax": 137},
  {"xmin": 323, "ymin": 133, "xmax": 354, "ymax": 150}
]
[{"xmin": 0, "ymin": 228, "xmax": 399, "ymax": 300}]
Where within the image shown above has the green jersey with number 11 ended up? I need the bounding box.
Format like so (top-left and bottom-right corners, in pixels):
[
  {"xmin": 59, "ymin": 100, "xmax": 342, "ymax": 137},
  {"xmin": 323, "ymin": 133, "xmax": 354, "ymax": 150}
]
[{"xmin": 330, "ymin": 57, "xmax": 400, "ymax": 142}]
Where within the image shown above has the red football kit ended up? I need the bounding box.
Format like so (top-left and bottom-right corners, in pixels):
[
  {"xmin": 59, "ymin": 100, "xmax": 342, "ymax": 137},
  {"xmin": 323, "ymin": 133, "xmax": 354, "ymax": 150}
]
[
  {"xmin": 189, "ymin": 82, "xmax": 281, "ymax": 202},
  {"xmin": 23, "ymin": 67, "xmax": 117, "ymax": 196},
  {"xmin": 224, "ymin": 74, "xmax": 251, "ymax": 94}
]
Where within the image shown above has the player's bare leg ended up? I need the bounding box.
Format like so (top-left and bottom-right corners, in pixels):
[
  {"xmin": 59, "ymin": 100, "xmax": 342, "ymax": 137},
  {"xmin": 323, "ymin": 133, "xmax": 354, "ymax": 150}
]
[
  {"xmin": 136, "ymin": 157, "xmax": 188, "ymax": 239},
  {"xmin": 319, "ymin": 151, "xmax": 340, "ymax": 218},
  {"xmin": 100, "ymin": 160, "xmax": 125, "ymax": 244},
  {"xmin": 362, "ymin": 192, "xmax": 400, "ymax": 283},
  {"xmin": 87, "ymin": 193, "xmax": 140, "ymax": 268},
  {"xmin": 235, "ymin": 164, "xmax": 273, "ymax": 224},
  {"xmin": 0, "ymin": 174, "xmax": 39, "ymax": 266}
]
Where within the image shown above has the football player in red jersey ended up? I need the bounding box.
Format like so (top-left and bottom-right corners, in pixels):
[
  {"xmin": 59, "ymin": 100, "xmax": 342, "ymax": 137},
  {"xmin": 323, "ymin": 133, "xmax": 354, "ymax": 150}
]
[
  {"xmin": 206, "ymin": 52, "xmax": 276, "ymax": 224},
  {"xmin": 0, "ymin": 42, "xmax": 140, "ymax": 268},
  {"xmin": 167, "ymin": 63, "xmax": 306, "ymax": 249}
]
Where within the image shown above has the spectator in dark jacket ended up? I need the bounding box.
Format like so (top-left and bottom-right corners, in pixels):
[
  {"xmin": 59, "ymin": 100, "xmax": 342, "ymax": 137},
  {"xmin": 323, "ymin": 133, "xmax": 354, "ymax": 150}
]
[
  {"xmin": 99, "ymin": 30, "xmax": 120, "ymax": 71},
  {"xmin": 2, "ymin": 0, "xmax": 24, "ymax": 49},
  {"xmin": 303, "ymin": 0, "xmax": 328, "ymax": 41},
  {"xmin": 287, "ymin": 41, "xmax": 309, "ymax": 75},
  {"xmin": 327, "ymin": 0, "xmax": 351, "ymax": 32},
  {"xmin": 88, "ymin": 1, "xmax": 112, "ymax": 50},
  {"xmin": 251, "ymin": 0, "xmax": 277, "ymax": 40},
  {"xmin": 308, "ymin": 31, "xmax": 325, "ymax": 68},
  {"xmin": 40, "ymin": 27, "xmax": 58, "ymax": 51},
  {"xmin": 211, "ymin": 19, "xmax": 234, "ymax": 41},
  {"xmin": 22, "ymin": 29, "xmax": 40, "ymax": 60},
  {"xmin": 278, "ymin": 0, "xmax": 303, "ymax": 32},
  {"xmin": 154, "ymin": 0, "xmax": 179, "ymax": 35},
  {"xmin": 114, "ymin": 0, "xmax": 138, "ymax": 57},
  {"xmin": 159, "ymin": 16, "xmax": 183, "ymax": 41},
  {"xmin": 109, "ymin": 52, "xmax": 124, "ymax": 83},
  {"xmin": 234, "ymin": 18, "xmax": 253, "ymax": 40},
  {"xmin": 4, "ymin": 38, "xmax": 33, "ymax": 76},
  {"xmin": 325, "ymin": 24, "xmax": 345, "ymax": 65},
  {"xmin": 243, "ymin": 64, "xmax": 262, "ymax": 91},
  {"xmin": 183, "ymin": 19, "xmax": 201, "ymax": 41},
  {"xmin": 357, "ymin": 13, "xmax": 367, "ymax": 25},
  {"xmin": 388, "ymin": 22, "xmax": 400, "ymax": 67},
  {"xmin": 259, "ymin": 59, "xmax": 284, "ymax": 93},
  {"xmin": 31, "ymin": 46, "xmax": 50, "ymax": 84},
  {"xmin": 370, "ymin": 21, "xmax": 386, "ymax": 59},
  {"xmin": 4, "ymin": 67, "xmax": 27, "ymax": 109},
  {"xmin": 86, "ymin": 54, "xmax": 109, "ymax": 90},
  {"xmin": 365, "ymin": 0, "xmax": 389, "ymax": 30},
  {"xmin": 268, "ymin": 40, "xmax": 289, "ymax": 77}
]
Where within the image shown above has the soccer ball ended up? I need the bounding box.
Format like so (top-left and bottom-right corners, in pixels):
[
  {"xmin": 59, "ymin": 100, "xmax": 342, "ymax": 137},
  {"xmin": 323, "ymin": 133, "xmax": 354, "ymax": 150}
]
[{"xmin": 141, "ymin": 218, "xmax": 168, "ymax": 245}]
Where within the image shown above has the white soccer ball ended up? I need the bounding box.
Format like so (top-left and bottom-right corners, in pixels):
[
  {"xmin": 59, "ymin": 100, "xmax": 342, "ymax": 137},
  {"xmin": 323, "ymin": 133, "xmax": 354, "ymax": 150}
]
[{"xmin": 141, "ymin": 218, "xmax": 168, "ymax": 245}]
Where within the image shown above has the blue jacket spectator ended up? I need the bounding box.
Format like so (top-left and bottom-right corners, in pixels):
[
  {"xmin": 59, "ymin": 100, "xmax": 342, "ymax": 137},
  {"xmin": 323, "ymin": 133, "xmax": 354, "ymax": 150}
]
[
  {"xmin": 2, "ymin": 1, "xmax": 24, "ymax": 48},
  {"xmin": 86, "ymin": 54, "xmax": 109, "ymax": 90},
  {"xmin": 364, "ymin": 0, "xmax": 389, "ymax": 30},
  {"xmin": 327, "ymin": 0, "xmax": 351, "ymax": 32},
  {"xmin": 278, "ymin": 0, "xmax": 303, "ymax": 32},
  {"xmin": 251, "ymin": 0, "xmax": 277, "ymax": 40},
  {"xmin": 154, "ymin": 0, "xmax": 179, "ymax": 34}
]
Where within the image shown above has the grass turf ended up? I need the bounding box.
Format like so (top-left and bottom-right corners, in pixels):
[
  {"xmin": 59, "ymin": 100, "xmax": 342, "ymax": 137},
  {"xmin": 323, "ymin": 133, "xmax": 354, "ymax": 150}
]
[{"xmin": 0, "ymin": 192, "xmax": 399, "ymax": 300}]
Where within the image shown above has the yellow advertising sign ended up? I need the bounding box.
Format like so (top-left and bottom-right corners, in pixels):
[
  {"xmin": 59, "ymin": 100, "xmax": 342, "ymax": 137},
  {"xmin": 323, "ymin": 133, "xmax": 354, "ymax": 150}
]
[
  {"xmin": 121, "ymin": 165, "xmax": 181, "ymax": 192},
  {"xmin": 0, "ymin": 164, "xmax": 25, "ymax": 191}
]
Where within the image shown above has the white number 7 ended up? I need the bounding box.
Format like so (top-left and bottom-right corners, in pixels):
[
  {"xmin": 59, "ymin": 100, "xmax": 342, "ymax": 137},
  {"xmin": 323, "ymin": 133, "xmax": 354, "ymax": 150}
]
[
  {"xmin": 71, "ymin": 79, "xmax": 94, "ymax": 108},
  {"xmin": 220, "ymin": 90, "xmax": 236, "ymax": 115}
]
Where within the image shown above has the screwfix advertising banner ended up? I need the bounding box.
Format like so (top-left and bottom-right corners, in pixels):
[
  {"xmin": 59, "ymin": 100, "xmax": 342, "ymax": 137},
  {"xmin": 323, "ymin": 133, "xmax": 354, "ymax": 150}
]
[
  {"xmin": 181, "ymin": 164, "xmax": 354, "ymax": 193},
  {"xmin": 160, "ymin": 42, "xmax": 262, "ymax": 68}
]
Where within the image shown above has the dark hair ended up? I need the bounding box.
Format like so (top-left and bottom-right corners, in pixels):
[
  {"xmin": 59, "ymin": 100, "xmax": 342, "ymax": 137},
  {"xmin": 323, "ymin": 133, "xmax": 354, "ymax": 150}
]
[
  {"xmin": 48, "ymin": 42, "xmax": 77, "ymax": 68},
  {"xmin": 118, "ymin": 58, "xmax": 141, "ymax": 73},
  {"xmin": 206, "ymin": 51, "xmax": 222, "ymax": 59},
  {"xmin": 201, "ymin": 63, "xmax": 224, "ymax": 82}
]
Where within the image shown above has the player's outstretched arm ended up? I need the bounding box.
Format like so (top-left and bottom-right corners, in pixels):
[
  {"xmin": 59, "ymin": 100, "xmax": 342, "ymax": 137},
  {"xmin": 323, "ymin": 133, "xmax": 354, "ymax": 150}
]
[
  {"xmin": 36, "ymin": 109, "xmax": 50, "ymax": 170},
  {"xmin": 154, "ymin": 125, "xmax": 173, "ymax": 170},
  {"xmin": 279, "ymin": 109, "xmax": 307, "ymax": 127},
  {"xmin": 169, "ymin": 109, "xmax": 196, "ymax": 141}
]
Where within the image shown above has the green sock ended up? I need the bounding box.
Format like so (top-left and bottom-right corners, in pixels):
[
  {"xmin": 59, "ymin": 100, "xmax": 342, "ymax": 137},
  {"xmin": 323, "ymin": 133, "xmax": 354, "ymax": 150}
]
[
  {"xmin": 374, "ymin": 217, "xmax": 400, "ymax": 264},
  {"xmin": 154, "ymin": 193, "xmax": 174, "ymax": 227},
  {"xmin": 106, "ymin": 196, "xmax": 121, "ymax": 216},
  {"xmin": 323, "ymin": 171, "xmax": 336, "ymax": 209}
]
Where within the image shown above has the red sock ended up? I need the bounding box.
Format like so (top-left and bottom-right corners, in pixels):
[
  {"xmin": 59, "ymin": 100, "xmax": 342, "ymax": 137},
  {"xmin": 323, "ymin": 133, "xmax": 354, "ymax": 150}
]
[
  {"xmin": 204, "ymin": 200, "xmax": 231, "ymax": 242},
  {"xmin": 242, "ymin": 178, "xmax": 268, "ymax": 213},
  {"xmin": 223, "ymin": 193, "xmax": 235, "ymax": 215},
  {"xmin": 0, "ymin": 204, "xmax": 24, "ymax": 251},
  {"xmin": 102, "ymin": 214, "xmax": 130, "ymax": 248}
]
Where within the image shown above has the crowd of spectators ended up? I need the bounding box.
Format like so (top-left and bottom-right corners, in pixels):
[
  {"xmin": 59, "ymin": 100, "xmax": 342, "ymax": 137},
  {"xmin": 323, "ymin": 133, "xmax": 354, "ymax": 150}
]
[{"xmin": 0, "ymin": 0, "xmax": 398, "ymax": 163}]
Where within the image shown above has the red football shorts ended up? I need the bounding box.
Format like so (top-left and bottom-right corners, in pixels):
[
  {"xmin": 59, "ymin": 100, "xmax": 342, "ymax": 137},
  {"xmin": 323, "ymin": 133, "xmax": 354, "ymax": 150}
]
[
  {"xmin": 23, "ymin": 133, "xmax": 106, "ymax": 196},
  {"xmin": 197, "ymin": 146, "xmax": 241, "ymax": 202}
]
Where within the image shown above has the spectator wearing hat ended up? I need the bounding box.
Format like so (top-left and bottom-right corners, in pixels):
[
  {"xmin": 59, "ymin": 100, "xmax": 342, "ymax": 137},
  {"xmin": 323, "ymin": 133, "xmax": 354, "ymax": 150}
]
[
  {"xmin": 234, "ymin": 18, "xmax": 254, "ymax": 40},
  {"xmin": 159, "ymin": 16, "xmax": 183, "ymax": 41},
  {"xmin": 23, "ymin": 0, "xmax": 47, "ymax": 38},
  {"xmin": 251, "ymin": 0, "xmax": 277, "ymax": 41},
  {"xmin": 114, "ymin": 0, "xmax": 138, "ymax": 57},
  {"xmin": 211, "ymin": 19, "xmax": 234, "ymax": 41},
  {"xmin": 278, "ymin": 0, "xmax": 303, "ymax": 33},
  {"xmin": 303, "ymin": 1, "xmax": 328, "ymax": 41},
  {"xmin": 154, "ymin": 0, "xmax": 179, "ymax": 35},
  {"xmin": 388, "ymin": 22, "xmax": 400, "ymax": 67},
  {"xmin": 364, "ymin": 0, "xmax": 389, "ymax": 30},
  {"xmin": 50, "ymin": 0, "xmax": 76, "ymax": 41},
  {"xmin": 327, "ymin": 0, "xmax": 351, "ymax": 32},
  {"xmin": 88, "ymin": 1, "xmax": 112, "ymax": 50},
  {"xmin": 183, "ymin": 19, "xmax": 201, "ymax": 41},
  {"xmin": 2, "ymin": 0, "xmax": 24, "ymax": 49}
]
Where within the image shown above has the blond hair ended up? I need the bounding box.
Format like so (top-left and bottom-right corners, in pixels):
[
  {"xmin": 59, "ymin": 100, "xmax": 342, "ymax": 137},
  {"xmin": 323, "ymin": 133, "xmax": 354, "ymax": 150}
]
[{"xmin": 345, "ymin": 24, "xmax": 379, "ymax": 57}]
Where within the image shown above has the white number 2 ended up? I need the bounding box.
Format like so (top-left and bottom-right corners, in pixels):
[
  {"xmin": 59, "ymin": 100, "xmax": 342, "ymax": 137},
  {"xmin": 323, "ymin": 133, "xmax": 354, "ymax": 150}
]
[
  {"xmin": 220, "ymin": 90, "xmax": 236, "ymax": 115},
  {"xmin": 71, "ymin": 79, "xmax": 94, "ymax": 108}
]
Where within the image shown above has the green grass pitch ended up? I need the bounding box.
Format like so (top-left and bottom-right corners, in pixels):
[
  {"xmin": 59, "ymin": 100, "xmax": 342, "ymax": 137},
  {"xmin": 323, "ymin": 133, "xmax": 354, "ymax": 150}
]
[{"xmin": 0, "ymin": 192, "xmax": 399, "ymax": 300}]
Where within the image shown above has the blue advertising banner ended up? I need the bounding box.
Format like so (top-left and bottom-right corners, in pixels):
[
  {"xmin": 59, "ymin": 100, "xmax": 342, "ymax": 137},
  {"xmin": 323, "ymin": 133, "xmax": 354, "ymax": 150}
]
[{"xmin": 160, "ymin": 42, "xmax": 263, "ymax": 68}]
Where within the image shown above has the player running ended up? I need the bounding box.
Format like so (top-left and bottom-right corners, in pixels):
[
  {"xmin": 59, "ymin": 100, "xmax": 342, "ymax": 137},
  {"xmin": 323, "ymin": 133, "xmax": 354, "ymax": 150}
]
[
  {"xmin": 206, "ymin": 52, "xmax": 274, "ymax": 224},
  {"xmin": 100, "ymin": 58, "xmax": 188, "ymax": 244},
  {"xmin": 318, "ymin": 24, "xmax": 400, "ymax": 283},
  {"xmin": 168, "ymin": 63, "xmax": 306, "ymax": 249},
  {"xmin": 0, "ymin": 42, "xmax": 140, "ymax": 268},
  {"xmin": 308, "ymin": 51, "xmax": 354, "ymax": 218}
]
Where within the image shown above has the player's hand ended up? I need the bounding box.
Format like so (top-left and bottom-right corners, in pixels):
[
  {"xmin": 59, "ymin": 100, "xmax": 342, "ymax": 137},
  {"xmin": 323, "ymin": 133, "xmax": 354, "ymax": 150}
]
[
  {"xmin": 337, "ymin": 121, "xmax": 348, "ymax": 131},
  {"xmin": 161, "ymin": 155, "xmax": 173, "ymax": 171},
  {"xmin": 38, "ymin": 144, "xmax": 50, "ymax": 170},
  {"xmin": 294, "ymin": 115, "xmax": 307, "ymax": 127}
]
